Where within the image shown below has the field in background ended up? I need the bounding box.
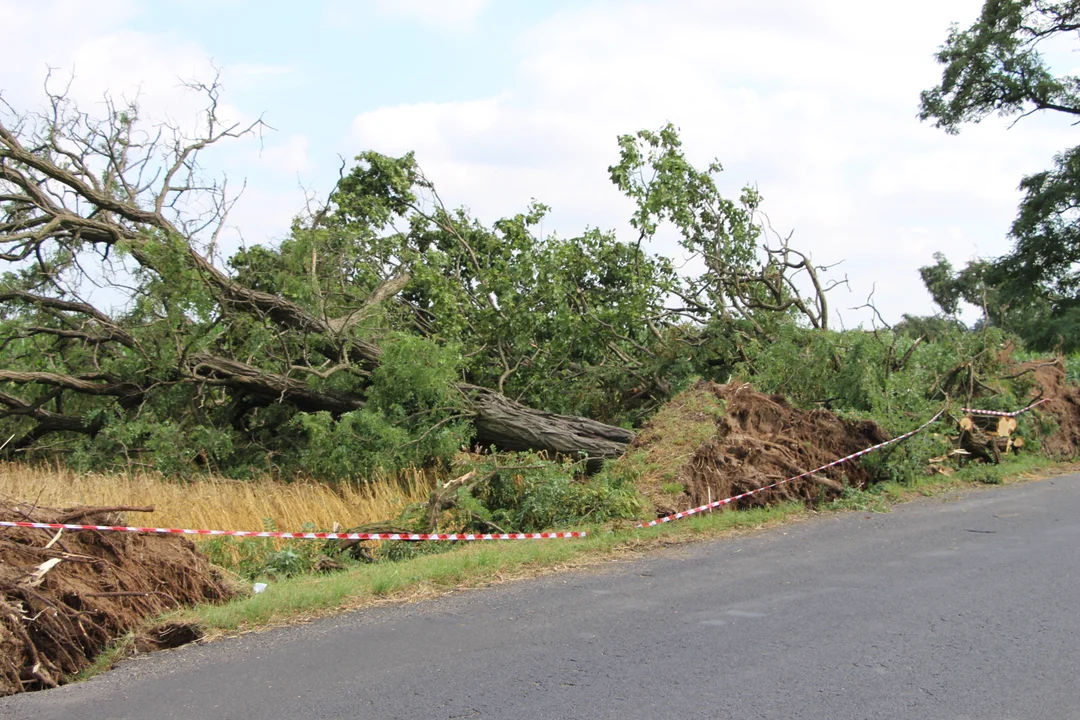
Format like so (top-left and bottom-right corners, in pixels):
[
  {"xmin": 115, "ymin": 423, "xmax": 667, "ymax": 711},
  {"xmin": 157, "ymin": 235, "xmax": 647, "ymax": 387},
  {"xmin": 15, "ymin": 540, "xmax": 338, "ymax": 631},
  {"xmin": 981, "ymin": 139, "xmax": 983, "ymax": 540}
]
[{"xmin": 0, "ymin": 463, "xmax": 433, "ymax": 532}]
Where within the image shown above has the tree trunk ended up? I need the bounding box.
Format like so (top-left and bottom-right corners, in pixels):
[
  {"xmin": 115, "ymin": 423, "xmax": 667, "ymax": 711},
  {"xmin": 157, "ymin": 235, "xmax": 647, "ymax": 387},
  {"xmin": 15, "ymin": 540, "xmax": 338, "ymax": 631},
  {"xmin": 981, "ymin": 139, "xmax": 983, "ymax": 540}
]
[{"xmin": 463, "ymin": 385, "xmax": 634, "ymax": 461}]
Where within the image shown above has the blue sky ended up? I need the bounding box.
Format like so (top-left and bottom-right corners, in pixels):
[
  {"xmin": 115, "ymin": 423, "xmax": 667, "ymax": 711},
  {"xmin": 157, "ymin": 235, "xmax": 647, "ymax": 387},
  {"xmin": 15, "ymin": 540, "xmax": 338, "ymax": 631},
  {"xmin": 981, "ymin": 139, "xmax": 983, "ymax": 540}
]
[
  {"xmin": 131, "ymin": 1, "xmax": 565, "ymax": 117},
  {"xmin": 3, "ymin": 0, "xmax": 1073, "ymax": 325}
]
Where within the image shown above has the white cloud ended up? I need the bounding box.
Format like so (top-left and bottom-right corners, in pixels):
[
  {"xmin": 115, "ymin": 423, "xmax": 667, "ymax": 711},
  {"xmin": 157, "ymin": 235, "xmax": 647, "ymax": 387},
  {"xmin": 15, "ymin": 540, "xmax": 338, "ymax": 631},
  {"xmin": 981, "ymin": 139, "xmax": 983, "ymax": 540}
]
[
  {"xmin": 349, "ymin": 0, "xmax": 1072, "ymax": 325},
  {"xmin": 325, "ymin": 0, "xmax": 491, "ymax": 30}
]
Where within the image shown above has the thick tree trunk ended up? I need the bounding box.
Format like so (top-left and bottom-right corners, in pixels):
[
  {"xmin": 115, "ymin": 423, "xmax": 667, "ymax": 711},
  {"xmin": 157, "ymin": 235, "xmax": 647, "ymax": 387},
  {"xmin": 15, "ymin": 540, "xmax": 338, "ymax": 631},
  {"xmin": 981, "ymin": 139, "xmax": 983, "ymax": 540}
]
[
  {"xmin": 462, "ymin": 385, "xmax": 634, "ymax": 461},
  {"xmin": 188, "ymin": 354, "xmax": 365, "ymax": 415}
]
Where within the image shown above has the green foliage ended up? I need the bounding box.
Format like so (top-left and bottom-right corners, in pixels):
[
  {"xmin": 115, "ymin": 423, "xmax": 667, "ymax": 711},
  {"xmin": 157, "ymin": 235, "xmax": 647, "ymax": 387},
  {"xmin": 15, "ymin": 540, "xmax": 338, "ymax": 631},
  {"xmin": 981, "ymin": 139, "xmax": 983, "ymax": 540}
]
[
  {"xmin": 919, "ymin": 252, "xmax": 994, "ymax": 318},
  {"xmin": 860, "ymin": 433, "xmax": 953, "ymax": 485},
  {"xmin": 920, "ymin": 1, "xmax": 1080, "ymax": 352},
  {"xmin": 894, "ymin": 314, "xmax": 968, "ymax": 342},
  {"xmin": 732, "ymin": 322, "xmax": 1044, "ymax": 483},
  {"xmin": 609, "ymin": 124, "xmax": 761, "ymax": 269},
  {"xmin": 199, "ymin": 521, "xmax": 353, "ymax": 580},
  {"xmin": 919, "ymin": 0, "xmax": 1080, "ymax": 133},
  {"xmin": 918, "ymin": 246, "xmax": 1080, "ymax": 353},
  {"xmin": 1067, "ymin": 353, "xmax": 1080, "ymax": 384},
  {"xmin": 735, "ymin": 324, "xmax": 1017, "ymax": 427},
  {"xmin": 609, "ymin": 123, "xmax": 838, "ymax": 344},
  {"xmin": 963, "ymin": 465, "xmax": 1005, "ymax": 484},
  {"xmin": 291, "ymin": 335, "xmax": 470, "ymax": 479},
  {"xmin": 375, "ymin": 540, "xmax": 458, "ymax": 564},
  {"xmin": 829, "ymin": 486, "xmax": 891, "ymax": 513},
  {"xmin": 479, "ymin": 459, "xmax": 643, "ymax": 532},
  {"xmin": 412, "ymin": 454, "xmax": 645, "ymax": 534}
]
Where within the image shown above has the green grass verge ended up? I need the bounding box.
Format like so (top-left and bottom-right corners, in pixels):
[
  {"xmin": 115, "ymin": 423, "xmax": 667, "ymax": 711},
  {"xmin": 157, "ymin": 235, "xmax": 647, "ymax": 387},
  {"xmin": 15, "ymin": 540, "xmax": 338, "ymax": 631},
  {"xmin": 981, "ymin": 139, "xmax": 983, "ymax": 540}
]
[
  {"xmin": 827, "ymin": 455, "xmax": 1061, "ymax": 512},
  {"xmin": 78, "ymin": 455, "xmax": 1072, "ymax": 680},
  {"xmin": 71, "ymin": 632, "xmax": 135, "ymax": 683},
  {"xmin": 181, "ymin": 501, "xmax": 801, "ymax": 633}
]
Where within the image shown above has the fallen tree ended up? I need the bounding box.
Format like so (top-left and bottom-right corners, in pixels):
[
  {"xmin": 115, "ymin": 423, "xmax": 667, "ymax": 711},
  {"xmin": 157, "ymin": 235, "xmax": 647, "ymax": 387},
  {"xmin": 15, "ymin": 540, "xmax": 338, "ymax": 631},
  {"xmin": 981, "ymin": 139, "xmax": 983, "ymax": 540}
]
[
  {"xmin": 0, "ymin": 79, "xmax": 652, "ymax": 473},
  {"xmin": 1, "ymin": 78, "xmax": 849, "ymax": 477}
]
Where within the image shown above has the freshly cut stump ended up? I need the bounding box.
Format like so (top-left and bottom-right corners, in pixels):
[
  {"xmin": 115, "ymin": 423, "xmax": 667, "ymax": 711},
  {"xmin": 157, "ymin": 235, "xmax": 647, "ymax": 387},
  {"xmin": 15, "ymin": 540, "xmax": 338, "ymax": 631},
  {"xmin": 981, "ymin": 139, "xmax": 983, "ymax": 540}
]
[{"xmin": 0, "ymin": 502, "xmax": 235, "ymax": 696}]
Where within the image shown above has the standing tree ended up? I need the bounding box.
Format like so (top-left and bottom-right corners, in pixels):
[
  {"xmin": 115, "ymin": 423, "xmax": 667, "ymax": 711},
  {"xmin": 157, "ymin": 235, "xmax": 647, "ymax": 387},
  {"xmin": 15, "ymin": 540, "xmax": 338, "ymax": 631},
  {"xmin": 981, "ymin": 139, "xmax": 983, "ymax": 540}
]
[{"xmin": 920, "ymin": 0, "xmax": 1080, "ymax": 350}]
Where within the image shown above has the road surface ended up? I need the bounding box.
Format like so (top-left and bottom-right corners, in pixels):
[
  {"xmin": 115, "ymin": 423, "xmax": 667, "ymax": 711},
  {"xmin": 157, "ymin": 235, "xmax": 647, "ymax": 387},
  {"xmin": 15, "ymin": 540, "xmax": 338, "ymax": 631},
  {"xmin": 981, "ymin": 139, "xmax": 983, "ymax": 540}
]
[{"xmin": 3, "ymin": 474, "xmax": 1078, "ymax": 719}]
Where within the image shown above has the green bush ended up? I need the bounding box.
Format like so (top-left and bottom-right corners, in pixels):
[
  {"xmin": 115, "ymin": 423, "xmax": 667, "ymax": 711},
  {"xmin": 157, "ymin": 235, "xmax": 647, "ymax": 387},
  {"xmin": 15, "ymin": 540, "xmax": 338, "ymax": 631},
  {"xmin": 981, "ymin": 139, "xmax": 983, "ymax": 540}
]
[
  {"xmin": 733, "ymin": 324, "xmax": 1037, "ymax": 483},
  {"xmin": 397, "ymin": 453, "xmax": 645, "ymax": 534},
  {"xmin": 476, "ymin": 456, "xmax": 643, "ymax": 532},
  {"xmin": 1067, "ymin": 353, "xmax": 1080, "ymax": 386},
  {"xmin": 291, "ymin": 335, "xmax": 472, "ymax": 479},
  {"xmin": 199, "ymin": 520, "xmax": 353, "ymax": 580}
]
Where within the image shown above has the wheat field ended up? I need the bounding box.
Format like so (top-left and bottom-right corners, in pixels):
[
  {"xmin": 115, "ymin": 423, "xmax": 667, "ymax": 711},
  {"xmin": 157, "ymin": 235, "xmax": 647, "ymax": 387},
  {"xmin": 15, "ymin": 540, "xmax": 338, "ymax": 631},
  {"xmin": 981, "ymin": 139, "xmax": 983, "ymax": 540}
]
[{"xmin": 0, "ymin": 462, "xmax": 433, "ymax": 532}]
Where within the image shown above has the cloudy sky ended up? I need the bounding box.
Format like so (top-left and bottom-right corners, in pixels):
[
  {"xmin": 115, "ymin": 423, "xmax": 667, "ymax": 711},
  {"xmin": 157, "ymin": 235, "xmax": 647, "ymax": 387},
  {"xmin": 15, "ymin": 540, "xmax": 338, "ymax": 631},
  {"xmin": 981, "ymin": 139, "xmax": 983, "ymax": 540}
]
[{"xmin": 2, "ymin": 0, "xmax": 1072, "ymax": 325}]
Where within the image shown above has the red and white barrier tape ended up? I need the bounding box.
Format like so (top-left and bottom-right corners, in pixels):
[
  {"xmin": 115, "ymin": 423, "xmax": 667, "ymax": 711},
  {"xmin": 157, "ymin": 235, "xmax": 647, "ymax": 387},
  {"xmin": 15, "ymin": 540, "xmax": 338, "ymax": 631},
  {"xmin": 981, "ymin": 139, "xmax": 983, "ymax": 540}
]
[
  {"xmin": 961, "ymin": 397, "xmax": 1050, "ymax": 417},
  {"xmin": 0, "ymin": 399, "xmax": 1052, "ymax": 542},
  {"xmin": 636, "ymin": 409, "xmax": 946, "ymax": 528},
  {"xmin": 0, "ymin": 521, "xmax": 585, "ymax": 541}
]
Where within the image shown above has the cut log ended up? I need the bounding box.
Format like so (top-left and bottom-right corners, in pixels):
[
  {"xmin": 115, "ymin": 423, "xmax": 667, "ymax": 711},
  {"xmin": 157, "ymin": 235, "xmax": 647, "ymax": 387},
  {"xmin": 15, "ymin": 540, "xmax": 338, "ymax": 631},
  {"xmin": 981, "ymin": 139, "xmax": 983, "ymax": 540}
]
[
  {"xmin": 996, "ymin": 416, "xmax": 1018, "ymax": 437},
  {"xmin": 959, "ymin": 421, "xmax": 1000, "ymax": 464},
  {"xmin": 462, "ymin": 385, "xmax": 634, "ymax": 461}
]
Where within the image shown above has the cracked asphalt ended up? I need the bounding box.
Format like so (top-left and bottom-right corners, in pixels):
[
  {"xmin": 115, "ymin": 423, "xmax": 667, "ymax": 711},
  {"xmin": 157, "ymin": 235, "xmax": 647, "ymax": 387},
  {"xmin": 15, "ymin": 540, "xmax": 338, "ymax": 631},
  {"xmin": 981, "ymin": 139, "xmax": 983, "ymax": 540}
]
[{"xmin": 3, "ymin": 474, "xmax": 1078, "ymax": 720}]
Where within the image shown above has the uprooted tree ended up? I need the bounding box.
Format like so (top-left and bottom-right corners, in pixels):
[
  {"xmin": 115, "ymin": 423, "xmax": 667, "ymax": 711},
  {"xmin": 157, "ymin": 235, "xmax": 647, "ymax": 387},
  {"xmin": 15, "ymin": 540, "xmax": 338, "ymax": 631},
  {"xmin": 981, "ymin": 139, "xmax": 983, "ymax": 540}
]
[{"xmin": 0, "ymin": 81, "xmax": 841, "ymax": 479}]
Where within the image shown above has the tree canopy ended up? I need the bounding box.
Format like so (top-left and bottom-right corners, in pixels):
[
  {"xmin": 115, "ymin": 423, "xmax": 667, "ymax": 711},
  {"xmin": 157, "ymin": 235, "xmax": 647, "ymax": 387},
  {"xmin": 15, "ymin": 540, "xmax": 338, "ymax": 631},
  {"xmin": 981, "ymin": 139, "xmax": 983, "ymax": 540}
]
[
  {"xmin": 920, "ymin": 0, "xmax": 1080, "ymax": 351},
  {"xmin": 0, "ymin": 82, "xmax": 839, "ymax": 478}
]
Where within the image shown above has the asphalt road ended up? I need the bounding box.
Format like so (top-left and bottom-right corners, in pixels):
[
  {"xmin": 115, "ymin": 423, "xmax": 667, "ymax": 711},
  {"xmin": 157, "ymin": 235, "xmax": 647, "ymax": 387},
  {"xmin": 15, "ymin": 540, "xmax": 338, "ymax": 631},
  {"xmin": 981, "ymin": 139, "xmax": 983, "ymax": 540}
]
[{"xmin": 4, "ymin": 474, "xmax": 1079, "ymax": 720}]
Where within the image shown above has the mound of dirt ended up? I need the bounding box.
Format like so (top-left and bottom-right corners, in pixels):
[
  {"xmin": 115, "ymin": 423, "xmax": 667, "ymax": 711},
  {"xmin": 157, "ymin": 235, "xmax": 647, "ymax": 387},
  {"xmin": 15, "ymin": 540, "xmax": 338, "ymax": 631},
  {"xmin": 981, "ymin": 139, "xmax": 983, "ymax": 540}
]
[
  {"xmin": 626, "ymin": 381, "xmax": 889, "ymax": 517},
  {"xmin": 1016, "ymin": 359, "xmax": 1080, "ymax": 457},
  {"xmin": 0, "ymin": 502, "xmax": 236, "ymax": 696}
]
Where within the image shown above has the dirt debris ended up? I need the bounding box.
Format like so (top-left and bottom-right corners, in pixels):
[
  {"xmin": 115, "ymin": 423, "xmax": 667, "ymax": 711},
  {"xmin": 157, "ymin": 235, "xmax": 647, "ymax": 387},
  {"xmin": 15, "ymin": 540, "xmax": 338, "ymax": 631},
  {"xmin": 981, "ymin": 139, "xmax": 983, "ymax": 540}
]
[
  {"xmin": 1015, "ymin": 358, "xmax": 1080, "ymax": 458},
  {"xmin": 626, "ymin": 381, "xmax": 889, "ymax": 517},
  {"xmin": 0, "ymin": 502, "xmax": 235, "ymax": 696}
]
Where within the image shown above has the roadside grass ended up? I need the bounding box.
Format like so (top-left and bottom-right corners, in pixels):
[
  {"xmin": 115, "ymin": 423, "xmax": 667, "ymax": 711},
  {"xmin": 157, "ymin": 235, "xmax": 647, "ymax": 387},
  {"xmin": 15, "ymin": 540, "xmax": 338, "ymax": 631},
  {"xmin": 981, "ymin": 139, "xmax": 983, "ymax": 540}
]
[
  {"xmin": 172, "ymin": 501, "xmax": 804, "ymax": 636},
  {"xmin": 72, "ymin": 634, "xmax": 136, "ymax": 683},
  {"xmin": 827, "ymin": 454, "xmax": 1062, "ymax": 512},
  {"xmin": 68, "ymin": 454, "xmax": 1076, "ymax": 681},
  {"xmin": 178, "ymin": 453, "xmax": 1069, "ymax": 636}
]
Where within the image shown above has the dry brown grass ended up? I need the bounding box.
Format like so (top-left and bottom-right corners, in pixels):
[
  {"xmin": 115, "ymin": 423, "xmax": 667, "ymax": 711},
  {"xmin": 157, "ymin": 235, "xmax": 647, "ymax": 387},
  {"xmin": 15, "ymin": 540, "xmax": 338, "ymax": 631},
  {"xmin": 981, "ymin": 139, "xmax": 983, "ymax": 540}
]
[{"xmin": 0, "ymin": 462, "xmax": 433, "ymax": 532}]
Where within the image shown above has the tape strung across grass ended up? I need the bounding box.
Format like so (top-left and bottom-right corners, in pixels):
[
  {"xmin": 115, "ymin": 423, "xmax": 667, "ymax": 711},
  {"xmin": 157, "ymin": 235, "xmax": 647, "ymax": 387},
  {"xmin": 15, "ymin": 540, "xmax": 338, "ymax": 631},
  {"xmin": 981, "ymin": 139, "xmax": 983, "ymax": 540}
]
[
  {"xmin": 637, "ymin": 396, "xmax": 1053, "ymax": 529},
  {"xmin": 635, "ymin": 409, "xmax": 947, "ymax": 528},
  {"xmin": 0, "ymin": 399, "xmax": 1051, "ymax": 541}
]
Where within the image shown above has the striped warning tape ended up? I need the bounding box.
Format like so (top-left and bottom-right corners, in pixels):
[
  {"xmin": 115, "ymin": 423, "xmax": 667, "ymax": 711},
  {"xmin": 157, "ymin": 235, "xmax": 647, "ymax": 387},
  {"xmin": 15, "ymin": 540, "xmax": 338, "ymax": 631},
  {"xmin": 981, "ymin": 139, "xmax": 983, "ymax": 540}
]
[
  {"xmin": 637, "ymin": 394, "xmax": 1052, "ymax": 529},
  {"xmin": 0, "ymin": 521, "xmax": 586, "ymax": 541},
  {"xmin": 961, "ymin": 397, "xmax": 1050, "ymax": 417},
  {"xmin": 0, "ymin": 399, "xmax": 1052, "ymax": 541},
  {"xmin": 636, "ymin": 409, "xmax": 947, "ymax": 528}
]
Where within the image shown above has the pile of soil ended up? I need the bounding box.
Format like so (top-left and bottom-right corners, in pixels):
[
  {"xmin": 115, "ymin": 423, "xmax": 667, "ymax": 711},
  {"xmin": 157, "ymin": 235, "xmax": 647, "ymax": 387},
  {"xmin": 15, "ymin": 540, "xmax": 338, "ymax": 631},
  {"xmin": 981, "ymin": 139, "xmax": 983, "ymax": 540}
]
[
  {"xmin": 0, "ymin": 502, "xmax": 236, "ymax": 696},
  {"xmin": 627, "ymin": 381, "xmax": 889, "ymax": 517},
  {"xmin": 1016, "ymin": 359, "xmax": 1080, "ymax": 457}
]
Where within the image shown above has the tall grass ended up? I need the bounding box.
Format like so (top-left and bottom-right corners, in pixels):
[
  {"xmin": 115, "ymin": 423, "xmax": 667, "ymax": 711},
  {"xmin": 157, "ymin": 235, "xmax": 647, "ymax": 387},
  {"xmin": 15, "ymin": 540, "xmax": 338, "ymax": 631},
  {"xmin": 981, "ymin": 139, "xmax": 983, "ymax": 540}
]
[{"xmin": 0, "ymin": 462, "xmax": 433, "ymax": 532}]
